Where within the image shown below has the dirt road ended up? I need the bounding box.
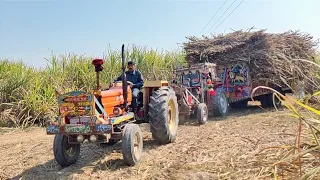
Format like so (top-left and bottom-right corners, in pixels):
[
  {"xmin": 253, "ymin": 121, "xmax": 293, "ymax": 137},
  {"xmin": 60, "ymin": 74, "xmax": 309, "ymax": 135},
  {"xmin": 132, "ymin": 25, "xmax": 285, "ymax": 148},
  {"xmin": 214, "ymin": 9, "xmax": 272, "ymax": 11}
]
[{"xmin": 0, "ymin": 105, "xmax": 313, "ymax": 180}]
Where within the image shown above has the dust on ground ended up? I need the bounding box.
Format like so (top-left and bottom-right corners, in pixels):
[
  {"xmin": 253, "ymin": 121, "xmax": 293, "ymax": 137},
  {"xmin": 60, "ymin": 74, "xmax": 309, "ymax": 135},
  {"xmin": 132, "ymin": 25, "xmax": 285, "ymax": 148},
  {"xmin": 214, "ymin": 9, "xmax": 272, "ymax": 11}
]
[{"xmin": 0, "ymin": 104, "xmax": 318, "ymax": 180}]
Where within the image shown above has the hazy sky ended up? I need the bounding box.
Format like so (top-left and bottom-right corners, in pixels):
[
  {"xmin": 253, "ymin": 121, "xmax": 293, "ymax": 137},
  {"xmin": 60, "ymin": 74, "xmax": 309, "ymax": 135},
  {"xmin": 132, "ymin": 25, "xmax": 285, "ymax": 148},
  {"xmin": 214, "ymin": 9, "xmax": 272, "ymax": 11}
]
[{"xmin": 0, "ymin": 0, "xmax": 319, "ymax": 67}]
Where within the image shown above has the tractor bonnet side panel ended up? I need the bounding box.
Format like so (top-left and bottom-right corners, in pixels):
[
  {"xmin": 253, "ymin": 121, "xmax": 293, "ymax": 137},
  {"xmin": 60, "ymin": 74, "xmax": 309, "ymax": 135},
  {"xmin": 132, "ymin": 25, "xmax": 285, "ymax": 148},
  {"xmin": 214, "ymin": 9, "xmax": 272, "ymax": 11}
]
[{"xmin": 100, "ymin": 87, "xmax": 133, "ymax": 115}]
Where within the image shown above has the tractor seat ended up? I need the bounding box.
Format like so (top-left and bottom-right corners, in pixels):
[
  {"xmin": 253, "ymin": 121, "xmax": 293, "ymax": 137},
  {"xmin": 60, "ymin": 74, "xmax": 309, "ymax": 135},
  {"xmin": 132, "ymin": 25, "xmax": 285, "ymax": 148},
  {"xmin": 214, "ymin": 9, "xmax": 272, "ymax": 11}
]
[{"xmin": 100, "ymin": 87, "xmax": 123, "ymax": 98}]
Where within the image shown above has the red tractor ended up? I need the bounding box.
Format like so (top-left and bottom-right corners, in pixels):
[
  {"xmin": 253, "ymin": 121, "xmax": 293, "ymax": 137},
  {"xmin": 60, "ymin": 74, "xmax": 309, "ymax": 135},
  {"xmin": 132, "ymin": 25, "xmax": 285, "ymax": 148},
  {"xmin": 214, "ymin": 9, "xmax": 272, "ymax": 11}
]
[
  {"xmin": 171, "ymin": 62, "xmax": 226, "ymax": 124},
  {"xmin": 172, "ymin": 61, "xmax": 294, "ymax": 122}
]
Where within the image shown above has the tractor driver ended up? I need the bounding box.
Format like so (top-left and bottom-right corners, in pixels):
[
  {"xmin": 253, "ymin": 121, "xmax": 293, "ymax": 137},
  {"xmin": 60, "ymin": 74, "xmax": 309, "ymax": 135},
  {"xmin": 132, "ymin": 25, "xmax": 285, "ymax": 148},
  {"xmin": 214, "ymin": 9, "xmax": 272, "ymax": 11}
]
[{"xmin": 113, "ymin": 61, "xmax": 144, "ymax": 116}]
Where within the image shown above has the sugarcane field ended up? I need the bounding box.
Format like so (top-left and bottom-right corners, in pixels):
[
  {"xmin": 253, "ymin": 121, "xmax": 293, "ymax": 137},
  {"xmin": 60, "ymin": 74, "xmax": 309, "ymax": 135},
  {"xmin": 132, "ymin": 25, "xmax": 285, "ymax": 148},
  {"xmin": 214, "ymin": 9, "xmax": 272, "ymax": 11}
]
[{"xmin": 1, "ymin": 1, "xmax": 320, "ymax": 180}]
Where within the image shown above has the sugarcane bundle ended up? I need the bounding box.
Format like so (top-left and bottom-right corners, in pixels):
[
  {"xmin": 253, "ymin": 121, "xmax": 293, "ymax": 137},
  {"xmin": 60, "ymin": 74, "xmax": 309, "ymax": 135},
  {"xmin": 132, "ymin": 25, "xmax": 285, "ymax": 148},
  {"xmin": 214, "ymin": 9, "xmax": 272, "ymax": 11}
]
[{"xmin": 183, "ymin": 29, "xmax": 319, "ymax": 93}]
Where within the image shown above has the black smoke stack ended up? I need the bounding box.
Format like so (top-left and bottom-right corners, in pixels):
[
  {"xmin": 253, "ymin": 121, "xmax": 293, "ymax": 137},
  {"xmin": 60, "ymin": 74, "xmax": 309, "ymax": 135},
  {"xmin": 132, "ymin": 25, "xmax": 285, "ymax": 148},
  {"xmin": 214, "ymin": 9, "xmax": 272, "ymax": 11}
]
[{"xmin": 121, "ymin": 44, "xmax": 128, "ymax": 110}]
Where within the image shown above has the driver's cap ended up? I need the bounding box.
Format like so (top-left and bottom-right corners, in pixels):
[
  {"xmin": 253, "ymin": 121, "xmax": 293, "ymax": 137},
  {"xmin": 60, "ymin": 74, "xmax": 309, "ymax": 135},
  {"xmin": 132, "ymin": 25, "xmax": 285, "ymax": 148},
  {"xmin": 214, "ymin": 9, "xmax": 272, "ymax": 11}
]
[{"xmin": 127, "ymin": 61, "xmax": 135, "ymax": 65}]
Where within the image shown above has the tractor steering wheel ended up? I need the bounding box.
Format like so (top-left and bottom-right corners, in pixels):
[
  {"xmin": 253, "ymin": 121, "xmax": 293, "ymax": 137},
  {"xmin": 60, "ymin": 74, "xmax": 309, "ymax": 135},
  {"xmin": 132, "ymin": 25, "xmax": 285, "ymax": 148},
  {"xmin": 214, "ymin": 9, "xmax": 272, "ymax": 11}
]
[
  {"xmin": 111, "ymin": 81, "xmax": 134, "ymax": 87},
  {"xmin": 115, "ymin": 81, "xmax": 133, "ymax": 85}
]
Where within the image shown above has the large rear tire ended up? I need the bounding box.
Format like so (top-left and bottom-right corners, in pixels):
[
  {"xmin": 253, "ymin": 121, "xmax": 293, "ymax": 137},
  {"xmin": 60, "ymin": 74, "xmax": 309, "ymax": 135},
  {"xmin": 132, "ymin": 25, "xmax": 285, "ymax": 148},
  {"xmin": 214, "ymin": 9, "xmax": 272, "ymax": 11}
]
[
  {"xmin": 210, "ymin": 90, "xmax": 228, "ymax": 117},
  {"xmin": 53, "ymin": 134, "xmax": 80, "ymax": 167},
  {"xmin": 121, "ymin": 124, "xmax": 143, "ymax": 166},
  {"xmin": 148, "ymin": 87, "xmax": 179, "ymax": 145}
]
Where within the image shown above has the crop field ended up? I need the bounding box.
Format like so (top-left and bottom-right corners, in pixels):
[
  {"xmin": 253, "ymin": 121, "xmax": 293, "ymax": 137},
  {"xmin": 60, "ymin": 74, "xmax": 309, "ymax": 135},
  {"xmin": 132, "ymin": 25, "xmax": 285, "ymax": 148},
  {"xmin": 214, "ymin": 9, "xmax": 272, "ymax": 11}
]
[
  {"xmin": 0, "ymin": 45, "xmax": 186, "ymax": 127},
  {"xmin": 0, "ymin": 45, "xmax": 320, "ymax": 179}
]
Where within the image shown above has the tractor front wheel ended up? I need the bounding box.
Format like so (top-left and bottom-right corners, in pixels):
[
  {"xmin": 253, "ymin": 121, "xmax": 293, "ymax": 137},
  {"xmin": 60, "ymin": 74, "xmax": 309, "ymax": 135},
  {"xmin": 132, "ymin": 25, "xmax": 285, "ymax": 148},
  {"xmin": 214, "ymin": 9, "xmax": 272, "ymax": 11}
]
[
  {"xmin": 53, "ymin": 134, "xmax": 80, "ymax": 167},
  {"xmin": 148, "ymin": 87, "xmax": 179, "ymax": 145},
  {"xmin": 121, "ymin": 124, "xmax": 143, "ymax": 166},
  {"xmin": 197, "ymin": 103, "xmax": 208, "ymax": 124}
]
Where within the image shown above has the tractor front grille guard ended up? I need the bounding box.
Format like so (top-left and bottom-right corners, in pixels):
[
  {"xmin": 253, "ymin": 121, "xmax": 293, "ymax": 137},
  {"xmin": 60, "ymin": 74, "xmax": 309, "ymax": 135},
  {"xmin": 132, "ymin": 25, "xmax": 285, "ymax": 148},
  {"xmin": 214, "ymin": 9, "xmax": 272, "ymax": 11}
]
[{"xmin": 184, "ymin": 88, "xmax": 200, "ymax": 105}]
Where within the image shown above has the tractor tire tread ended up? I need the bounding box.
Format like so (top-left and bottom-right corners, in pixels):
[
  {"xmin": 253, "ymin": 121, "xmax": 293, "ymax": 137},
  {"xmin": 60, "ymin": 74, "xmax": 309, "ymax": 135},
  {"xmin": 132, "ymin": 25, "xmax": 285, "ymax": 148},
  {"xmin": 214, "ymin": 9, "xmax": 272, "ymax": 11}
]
[
  {"xmin": 53, "ymin": 134, "xmax": 80, "ymax": 167},
  {"xmin": 148, "ymin": 87, "xmax": 179, "ymax": 145}
]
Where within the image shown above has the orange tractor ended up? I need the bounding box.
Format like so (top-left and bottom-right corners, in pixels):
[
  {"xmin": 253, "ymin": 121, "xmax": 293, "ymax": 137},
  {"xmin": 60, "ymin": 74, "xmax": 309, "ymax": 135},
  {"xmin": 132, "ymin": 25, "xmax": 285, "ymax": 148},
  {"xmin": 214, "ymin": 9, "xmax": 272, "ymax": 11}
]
[{"xmin": 47, "ymin": 44, "xmax": 179, "ymax": 167}]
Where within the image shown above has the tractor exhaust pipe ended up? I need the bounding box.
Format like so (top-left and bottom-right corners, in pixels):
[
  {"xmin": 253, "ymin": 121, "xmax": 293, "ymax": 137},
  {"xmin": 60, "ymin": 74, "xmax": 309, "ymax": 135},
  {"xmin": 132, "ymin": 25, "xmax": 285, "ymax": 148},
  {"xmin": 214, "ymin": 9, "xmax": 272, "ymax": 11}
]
[{"xmin": 121, "ymin": 44, "xmax": 128, "ymax": 110}]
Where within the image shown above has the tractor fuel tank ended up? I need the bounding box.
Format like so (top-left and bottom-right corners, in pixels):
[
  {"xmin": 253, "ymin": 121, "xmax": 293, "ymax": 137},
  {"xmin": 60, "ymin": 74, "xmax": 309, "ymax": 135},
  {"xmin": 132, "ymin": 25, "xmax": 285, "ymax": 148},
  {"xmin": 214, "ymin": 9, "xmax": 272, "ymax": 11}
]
[{"xmin": 100, "ymin": 86, "xmax": 132, "ymax": 115}]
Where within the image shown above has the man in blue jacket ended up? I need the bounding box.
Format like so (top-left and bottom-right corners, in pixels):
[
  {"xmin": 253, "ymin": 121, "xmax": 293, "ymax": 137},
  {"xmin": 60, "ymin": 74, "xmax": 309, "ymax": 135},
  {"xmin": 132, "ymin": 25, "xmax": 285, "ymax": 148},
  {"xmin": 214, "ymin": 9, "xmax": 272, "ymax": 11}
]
[{"xmin": 113, "ymin": 61, "xmax": 144, "ymax": 115}]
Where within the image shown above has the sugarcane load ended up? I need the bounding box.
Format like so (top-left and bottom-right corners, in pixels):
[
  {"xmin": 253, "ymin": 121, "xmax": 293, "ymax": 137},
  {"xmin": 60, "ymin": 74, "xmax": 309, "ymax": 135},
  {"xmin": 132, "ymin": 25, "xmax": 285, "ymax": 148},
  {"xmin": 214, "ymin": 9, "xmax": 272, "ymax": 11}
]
[
  {"xmin": 170, "ymin": 29, "xmax": 319, "ymax": 116},
  {"xmin": 183, "ymin": 29, "xmax": 319, "ymax": 94}
]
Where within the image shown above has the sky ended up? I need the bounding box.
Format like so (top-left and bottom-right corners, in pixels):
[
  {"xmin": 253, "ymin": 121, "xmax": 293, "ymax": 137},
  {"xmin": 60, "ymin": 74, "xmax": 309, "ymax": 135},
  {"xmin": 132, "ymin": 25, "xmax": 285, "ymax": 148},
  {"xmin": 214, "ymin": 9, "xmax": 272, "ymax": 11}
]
[{"xmin": 0, "ymin": 0, "xmax": 319, "ymax": 67}]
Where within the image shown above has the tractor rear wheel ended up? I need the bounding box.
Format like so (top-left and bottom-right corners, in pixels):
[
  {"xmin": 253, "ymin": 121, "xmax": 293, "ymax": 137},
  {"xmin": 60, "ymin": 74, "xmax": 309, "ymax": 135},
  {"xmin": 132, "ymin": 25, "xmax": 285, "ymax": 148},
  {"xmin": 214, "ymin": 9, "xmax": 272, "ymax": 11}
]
[
  {"xmin": 211, "ymin": 90, "xmax": 228, "ymax": 117},
  {"xmin": 53, "ymin": 134, "xmax": 80, "ymax": 167},
  {"xmin": 197, "ymin": 103, "xmax": 208, "ymax": 124},
  {"xmin": 148, "ymin": 87, "xmax": 179, "ymax": 145},
  {"xmin": 121, "ymin": 124, "xmax": 143, "ymax": 166}
]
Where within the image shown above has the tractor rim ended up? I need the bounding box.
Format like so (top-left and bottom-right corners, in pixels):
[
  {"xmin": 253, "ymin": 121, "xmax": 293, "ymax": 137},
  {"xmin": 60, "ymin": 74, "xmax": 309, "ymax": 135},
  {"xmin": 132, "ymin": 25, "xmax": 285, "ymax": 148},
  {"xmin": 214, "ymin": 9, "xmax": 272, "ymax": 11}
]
[
  {"xmin": 133, "ymin": 131, "xmax": 141, "ymax": 159},
  {"xmin": 203, "ymin": 105, "xmax": 208, "ymax": 121},
  {"xmin": 220, "ymin": 96, "xmax": 227, "ymax": 113},
  {"xmin": 168, "ymin": 99, "xmax": 176, "ymax": 134},
  {"xmin": 64, "ymin": 142, "xmax": 76, "ymax": 158}
]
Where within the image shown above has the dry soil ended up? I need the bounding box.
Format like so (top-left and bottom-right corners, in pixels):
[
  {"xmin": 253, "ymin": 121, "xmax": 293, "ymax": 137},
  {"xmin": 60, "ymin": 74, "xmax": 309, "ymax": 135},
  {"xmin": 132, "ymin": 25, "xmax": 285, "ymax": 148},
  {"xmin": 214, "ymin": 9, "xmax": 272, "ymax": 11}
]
[{"xmin": 0, "ymin": 104, "xmax": 318, "ymax": 180}]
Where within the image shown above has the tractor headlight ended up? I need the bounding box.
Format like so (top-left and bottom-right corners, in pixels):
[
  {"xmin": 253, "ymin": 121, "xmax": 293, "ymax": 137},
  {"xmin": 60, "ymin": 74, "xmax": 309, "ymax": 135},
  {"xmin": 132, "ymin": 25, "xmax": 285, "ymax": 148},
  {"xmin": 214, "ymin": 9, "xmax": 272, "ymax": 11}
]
[
  {"xmin": 77, "ymin": 135, "xmax": 84, "ymax": 142},
  {"xmin": 89, "ymin": 135, "xmax": 97, "ymax": 142}
]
